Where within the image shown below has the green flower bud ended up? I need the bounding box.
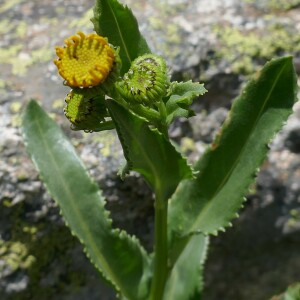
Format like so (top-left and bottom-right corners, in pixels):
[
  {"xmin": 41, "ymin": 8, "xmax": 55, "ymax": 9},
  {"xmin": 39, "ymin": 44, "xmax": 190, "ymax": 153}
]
[
  {"xmin": 117, "ymin": 54, "xmax": 169, "ymax": 106},
  {"xmin": 64, "ymin": 88, "xmax": 109, "ymax": 132}
]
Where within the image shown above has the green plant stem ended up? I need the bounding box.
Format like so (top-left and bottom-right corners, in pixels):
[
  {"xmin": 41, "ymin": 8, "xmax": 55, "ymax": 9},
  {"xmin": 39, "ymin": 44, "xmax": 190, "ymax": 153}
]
[
  {"xmin": 150, "ymin": 194, "xmax": 168, "ymax": 300},
  {"xmin": 156, "ymin": 100, "xmax": 168, "ymax": 137},
  {"xmin": 93, "ymin": 120, "xmax": 116, "ymax": 131},
  {"xmin": 110, "ymin": 89, "xmax": 162, "ymax": 125},
  {"xmin": 131, "ymin": 104, "xmax": 161, "ymax": 124}
]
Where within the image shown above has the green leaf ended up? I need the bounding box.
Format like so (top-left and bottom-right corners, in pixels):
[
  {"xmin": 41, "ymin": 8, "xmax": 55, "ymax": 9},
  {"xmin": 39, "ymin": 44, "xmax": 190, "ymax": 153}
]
[
  {"xmin": 284, "ymin": 283, "xmax": 300, "ymax": 300},
  {"xmin": 22, "ymin": 100, "xmax": 151, "ymax": 300},
  {"xmin": 166, "ymin": 81, "xmax": 207, "ymax": 125},
  {"xmin": 272, "ymin": 282, "xmax": 300, "ymax": 300},
  {"xmin": 107, "ymin": 99, "xmax": 193, "ymax": 201},
  {"xmin": 168, "ymin": 56, "xmax": 298, "ymax": 239},
  {"xmin": 92, "ymin": 0, "xmax": 151, "ymax": 75},
  {"xmin": 163, "ymin": 234, "xmax": 209, "ymax": 300}
]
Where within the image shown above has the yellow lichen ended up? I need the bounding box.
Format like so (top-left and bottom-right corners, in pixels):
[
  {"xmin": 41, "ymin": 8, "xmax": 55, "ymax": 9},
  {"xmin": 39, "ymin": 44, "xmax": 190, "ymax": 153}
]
[
  {"xmin": 0, "ymin": 240, "xmax": 36, "ymax": 271},
  {"xmin": 0, "ymin": 0, "xmax": 26, "ymax": 14},
  {"xmin": 0, "ymin": 79, "xmax": 5, "ymax": 89},
  {"xmin": 52, "ymin": 99, "xmax": 65, "ymax": 110},
  {"xmin": 0, "ymin": 19, "xmax": 15, "ymax": 35},
  {"xmin": 68, "ymin": 9, "xmax": 94, "ymax": 30},
  {"xmin": 14, "ymin": 21, "xmax": 28, "ymax": 38},
  {"xmin": 0, "ymin": 44, "xmax": 52, "ymax": 76},
  {"xmin": 54, "ymin": 31, "xmax": 115, "ymax": 87},
  {"xmin": 214, "ymin": 22, "xmax": 300, "ymax": 75},
  {"xmin": 10, "ymin": 101, "xmax": 22, "ymax": 113}
]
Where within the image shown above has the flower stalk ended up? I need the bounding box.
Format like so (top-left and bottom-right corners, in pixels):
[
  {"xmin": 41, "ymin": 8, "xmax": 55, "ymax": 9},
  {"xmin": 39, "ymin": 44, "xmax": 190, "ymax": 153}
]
[{"xmin": 150, "ymin": 193, "xmax": 169, "ymax": 300}]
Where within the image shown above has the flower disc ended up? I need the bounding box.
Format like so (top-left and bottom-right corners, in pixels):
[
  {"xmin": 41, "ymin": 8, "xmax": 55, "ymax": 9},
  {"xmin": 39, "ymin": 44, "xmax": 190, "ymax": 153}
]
[{"xmin": 54, "ymin": 32, "xmax": 115, "ymax": 87}]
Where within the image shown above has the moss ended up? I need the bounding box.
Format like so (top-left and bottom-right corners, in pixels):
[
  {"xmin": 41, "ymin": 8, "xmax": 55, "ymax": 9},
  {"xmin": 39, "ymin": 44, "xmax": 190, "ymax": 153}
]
[{"xmin": 214, "ymin": 21, "xmax": 300, "ymax": 75}]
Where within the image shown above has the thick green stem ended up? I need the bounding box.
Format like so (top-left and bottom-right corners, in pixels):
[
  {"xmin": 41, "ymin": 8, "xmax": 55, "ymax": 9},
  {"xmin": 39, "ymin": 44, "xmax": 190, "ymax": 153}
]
[
  {"xmin": 156, "ymin": 100, "xmax": 168, "ymax": 138},
  {"xmin": 93, "ymin": 120, "xmax": 115, "ymax": 132},
  {"xmin": 150, "ymin": 194, "xmax": 168, "ymax": 300},
  {"xmin": 131, "ymin": 104, "xmax": 161, "ymax": 124},
  {"xmin": 110, "ymin": 89, "xmax": 162, "ymax": 125}
]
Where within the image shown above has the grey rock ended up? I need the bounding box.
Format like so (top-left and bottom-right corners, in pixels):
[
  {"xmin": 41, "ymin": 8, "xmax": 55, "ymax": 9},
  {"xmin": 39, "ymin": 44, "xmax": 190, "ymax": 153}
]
[
  {"xmin": 284, "ymin": 127, "xmax": 300, "ymax": 153},
  {"xmin": 5, "ymin": 273, "xmax": 29, "ymax": 293},
  {"xmin": 189, "ymin": 107, "xmax": 228, "ymax": 143}
]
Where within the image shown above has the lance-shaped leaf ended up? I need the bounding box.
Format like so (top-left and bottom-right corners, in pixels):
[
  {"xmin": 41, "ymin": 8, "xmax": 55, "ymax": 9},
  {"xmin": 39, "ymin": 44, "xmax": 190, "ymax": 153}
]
[
  {"xmin": 271, "ymin": 282, "xmax": 300, "ymax": 300},
  {"xmin": 163, "ymin": 234, "xmax": 209, "ymax": 300},
  {"xmin": 92, "ymin": 0, "xmax": 151, "ymax": 75},
  {"xmin": 166, "ymin": 81, "xmax": 207, "ymax": 125},
  {"xmin": 168, "ymin": 56, "xmax": 298, "ymax": 240},
  {"xmin": 107, "ymin": 100, "xmax": 193, "ymax": 201},
  {"xmin": 22, "ymin": 100, "xmax": 151, "ymax": 300}
]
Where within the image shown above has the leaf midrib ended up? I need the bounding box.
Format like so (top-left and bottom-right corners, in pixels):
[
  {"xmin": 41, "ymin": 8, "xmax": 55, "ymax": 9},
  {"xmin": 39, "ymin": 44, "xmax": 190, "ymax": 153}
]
[{"xmin": 107, "ymin": 0, "xmax": 131, "ymax": 65}]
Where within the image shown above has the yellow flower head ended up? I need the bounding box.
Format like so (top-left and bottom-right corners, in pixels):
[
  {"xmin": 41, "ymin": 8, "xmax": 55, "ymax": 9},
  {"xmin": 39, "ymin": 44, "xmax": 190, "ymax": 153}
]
[{"xmin": 54, "ymin": 32, "xmax": 115, "ymax": 88}]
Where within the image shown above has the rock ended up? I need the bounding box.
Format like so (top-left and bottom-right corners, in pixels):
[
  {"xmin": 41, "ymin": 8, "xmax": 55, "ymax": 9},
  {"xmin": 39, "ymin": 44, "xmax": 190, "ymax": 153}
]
[
  {"xmin": 189, "ymin": 107, "xmax": 228, "ymax": 143},
  {"xmin": 284, "ymin": 127, "xmax": 300, "ymax": 153}
]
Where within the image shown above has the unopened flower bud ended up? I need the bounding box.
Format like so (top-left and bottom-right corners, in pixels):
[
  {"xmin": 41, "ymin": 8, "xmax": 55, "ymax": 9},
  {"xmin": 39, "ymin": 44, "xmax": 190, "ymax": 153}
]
[
  {"xmin": 117, "ymin": 54, "xmax": 169, "ymax": 106},
  {"xmin": 64, "ymin": 88, "xmax": 108, "ymax": 132}
]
